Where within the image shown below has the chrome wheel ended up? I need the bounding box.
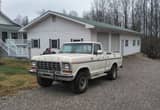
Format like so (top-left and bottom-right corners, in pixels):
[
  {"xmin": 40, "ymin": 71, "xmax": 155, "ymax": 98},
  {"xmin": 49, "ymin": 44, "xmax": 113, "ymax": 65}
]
[{"xmin": 79, "ymin": 77, "xmax": 87, "ymax": 90}]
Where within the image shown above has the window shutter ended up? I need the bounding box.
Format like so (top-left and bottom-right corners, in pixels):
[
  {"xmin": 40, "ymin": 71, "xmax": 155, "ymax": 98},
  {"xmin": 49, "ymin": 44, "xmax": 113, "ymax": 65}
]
[
  {"xmin": 58, "ymin": 39, "xmax": 60, "ymax": 49},
  {"xmin": 38, "ymin": 39, "xmax": 40, "ymax": 48},
  {"xmin": 31, "ymin": 39, "xmax": 33, "ymax": 48},
  {"xmin": 49, "ymin": 39, "xmax": 51, "ymax": 48}
]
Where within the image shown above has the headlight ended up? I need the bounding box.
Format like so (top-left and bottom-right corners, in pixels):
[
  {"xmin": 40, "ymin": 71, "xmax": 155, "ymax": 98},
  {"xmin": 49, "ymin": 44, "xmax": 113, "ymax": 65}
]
[
  {"xmin": 62, "ymin": 62, "xmax": 72, "ymax": 72},
  {"xmin": 32, "ymin": 61, "xmax": 37, "ymax": 67}
]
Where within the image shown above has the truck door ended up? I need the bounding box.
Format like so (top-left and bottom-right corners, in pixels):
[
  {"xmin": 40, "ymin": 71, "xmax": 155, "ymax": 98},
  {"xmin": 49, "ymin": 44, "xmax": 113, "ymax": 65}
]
[{"xmin": 92, "ymin": 44, "xmax": 105, "ymax": 75}]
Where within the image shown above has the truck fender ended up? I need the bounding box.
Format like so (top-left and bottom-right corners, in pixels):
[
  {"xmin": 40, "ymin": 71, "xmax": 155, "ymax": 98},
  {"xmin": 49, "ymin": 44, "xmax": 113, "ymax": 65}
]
[{"xmin": 74, "ymin": 66, "xmax": 91, "ymax": 78}]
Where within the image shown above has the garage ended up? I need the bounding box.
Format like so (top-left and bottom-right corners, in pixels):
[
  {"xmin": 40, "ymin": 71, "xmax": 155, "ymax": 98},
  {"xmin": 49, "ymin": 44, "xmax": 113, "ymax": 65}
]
[
  {"xmin": 111, "ymin": 33, "xmax": 120, "ymax": 52},
  {"xmin": 97, "ymin": 33, "xmax": 109, "ymax": 51}
]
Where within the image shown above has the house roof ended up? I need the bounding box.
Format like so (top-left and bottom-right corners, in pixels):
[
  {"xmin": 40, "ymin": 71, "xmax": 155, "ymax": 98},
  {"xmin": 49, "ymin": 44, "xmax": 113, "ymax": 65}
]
[
  {"xmin": 0, "ymin": 24, "xmax": 20, "ymax": 31},
  {"xmin": 0, "ymin": 11, "xmax": 20, "ymax": 27},
  {"xmin": 21, "ymin": 10, "xmax": 141, "ymax": 35}
]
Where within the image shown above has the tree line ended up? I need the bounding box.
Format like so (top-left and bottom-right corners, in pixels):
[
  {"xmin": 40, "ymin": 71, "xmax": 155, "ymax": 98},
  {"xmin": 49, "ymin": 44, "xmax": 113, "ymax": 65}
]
[{"xmin": 83, "ymin": 0, "xmax": 160, "ymax": 38}]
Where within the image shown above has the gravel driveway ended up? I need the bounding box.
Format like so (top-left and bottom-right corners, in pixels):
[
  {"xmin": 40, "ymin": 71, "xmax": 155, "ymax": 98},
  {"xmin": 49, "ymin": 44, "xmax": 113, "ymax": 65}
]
[{"xmin": 0, "ymin": 55, "xmax": 160, "ymax": 110}]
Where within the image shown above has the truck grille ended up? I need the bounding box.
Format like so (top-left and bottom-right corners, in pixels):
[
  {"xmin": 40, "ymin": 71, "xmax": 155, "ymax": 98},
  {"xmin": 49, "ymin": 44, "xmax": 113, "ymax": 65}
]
[{"xmin": 37, "ymin": 61, "xmax": 61, "ymax": 71}]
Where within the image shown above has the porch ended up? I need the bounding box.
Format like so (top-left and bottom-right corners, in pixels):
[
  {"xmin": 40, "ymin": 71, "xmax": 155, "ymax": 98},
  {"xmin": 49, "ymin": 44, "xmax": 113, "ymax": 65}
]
[{"xmin": 0, "ymin": 30, "xmax": 29, "ymax": 58}]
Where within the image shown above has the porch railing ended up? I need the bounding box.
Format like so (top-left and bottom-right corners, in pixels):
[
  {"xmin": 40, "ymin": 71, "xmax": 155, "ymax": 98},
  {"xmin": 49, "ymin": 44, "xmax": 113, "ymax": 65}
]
[
  {"xmin": 0, "ymin": 39, "xmax": 8, "ymax": 52},
  {"xmin": 7, "ymin": 39, "xmax": 28, "ymax": 45},
  {"xmin": 6, "ymin": 39, "xmax": 29, "ymax": 58}
]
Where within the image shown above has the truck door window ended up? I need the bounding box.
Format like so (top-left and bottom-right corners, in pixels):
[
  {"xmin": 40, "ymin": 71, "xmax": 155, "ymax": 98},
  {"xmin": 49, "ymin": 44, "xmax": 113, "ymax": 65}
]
[{"xmin": 94, "ymin": 44, "xmax": 101, "ymax": 54}]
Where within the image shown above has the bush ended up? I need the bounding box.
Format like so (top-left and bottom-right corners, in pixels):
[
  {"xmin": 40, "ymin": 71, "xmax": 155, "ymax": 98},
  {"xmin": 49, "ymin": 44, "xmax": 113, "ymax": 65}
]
[{"xmin": 141, "ymin": 37, "xmax": 160, "ymax": 59}]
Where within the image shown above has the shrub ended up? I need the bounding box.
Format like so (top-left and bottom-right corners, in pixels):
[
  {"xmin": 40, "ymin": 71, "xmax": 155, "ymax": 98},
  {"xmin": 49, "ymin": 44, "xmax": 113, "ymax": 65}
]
[{"xmin": 141, "ymin": 37, "xmax": 160, "ymax": 59}]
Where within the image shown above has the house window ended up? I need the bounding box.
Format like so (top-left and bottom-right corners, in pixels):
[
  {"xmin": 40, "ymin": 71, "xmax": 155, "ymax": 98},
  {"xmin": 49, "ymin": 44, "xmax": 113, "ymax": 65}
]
[
  {"xmin": 11, "ymin": 33, "xmax": 18, "ymax": 39},
  {"xmin": 2, "ymin": 32, "xmax": 8, "ymax": 42},
  {"xmin": 49, "ymin": 39, "xmax": 60, "ymax": 49},
  {"xmin": 133, "ymin": 40, "xmax": 136, "ymax": 46},
  {"xmin": 125, "ymin": 40, "xmax": 129, "ymax": 47},
  {"xmin": 137, "ymin": 40, "xmax": 140, "ymax": 46},
  {"xmin": 71, "ymin": 38, "xmax": 83, "ymax": 42},
  {"xmin": 32, "ymin": 39, "xmax": 40, "ymax": 48},
  {"xmin": 23, "ymin": 33, "xmax": 27, "ymax": 39}
]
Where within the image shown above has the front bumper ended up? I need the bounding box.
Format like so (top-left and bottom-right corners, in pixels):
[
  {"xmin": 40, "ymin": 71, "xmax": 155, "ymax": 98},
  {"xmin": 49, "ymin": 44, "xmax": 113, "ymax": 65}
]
[{"xmin": 37, "ymin": 70, "xmax": 74, "ymax": 81}]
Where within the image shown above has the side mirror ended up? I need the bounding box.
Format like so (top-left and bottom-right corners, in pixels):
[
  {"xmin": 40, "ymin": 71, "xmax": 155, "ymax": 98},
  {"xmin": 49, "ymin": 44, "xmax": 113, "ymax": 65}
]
[{"xmin": 97, "ymin": 50, "xmax": 103, "ymax": 54}]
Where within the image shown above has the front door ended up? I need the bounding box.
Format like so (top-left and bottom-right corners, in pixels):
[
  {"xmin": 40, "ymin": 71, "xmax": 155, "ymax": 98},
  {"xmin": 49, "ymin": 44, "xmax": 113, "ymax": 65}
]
[{"xmin": 2, "ymin": 32, "xmax": 8, "ymax": 42}]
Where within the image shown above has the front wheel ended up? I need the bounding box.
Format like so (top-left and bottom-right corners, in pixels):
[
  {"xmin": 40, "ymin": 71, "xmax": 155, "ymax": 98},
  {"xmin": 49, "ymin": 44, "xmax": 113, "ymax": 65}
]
[
  {"xmin": 37, "ymin": 76, "xmax": 53, "ymax": 87},
  {"xmin": 72, "ymin": 72, "xmax": 89, "ymax": 94},
  {"xmin": 108, "ymin": 65, "xmax": 118, "ymax": 80}
]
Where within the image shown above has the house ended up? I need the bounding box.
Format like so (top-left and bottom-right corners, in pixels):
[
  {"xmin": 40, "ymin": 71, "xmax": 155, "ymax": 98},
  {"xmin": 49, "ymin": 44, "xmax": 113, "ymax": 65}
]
[
  {"xmin": 0, "ymin": 11, "xmax": 28, "ymax": 57},
  {"xmin": 21, "ymin": 10, "xmax": 141, "ymax": 58}
]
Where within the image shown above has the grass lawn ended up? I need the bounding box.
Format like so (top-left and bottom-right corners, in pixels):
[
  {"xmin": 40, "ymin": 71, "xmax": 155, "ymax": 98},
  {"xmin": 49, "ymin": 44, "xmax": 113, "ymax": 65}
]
[{"xmin": 0, "ymin": 58, "xmax": 37, "ymax": 96}]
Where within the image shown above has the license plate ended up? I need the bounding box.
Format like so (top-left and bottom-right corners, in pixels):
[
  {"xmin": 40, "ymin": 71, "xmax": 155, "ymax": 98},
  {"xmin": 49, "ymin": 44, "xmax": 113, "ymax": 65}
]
[
  {"xmin": 38, "ymin": 69, "xmax": 54, "ymax": 73},
  {"xmin": 38, "ymin": 70, "xmax": 55, "ymax": 79},
  {"xmin": 38, "ymin": 70, "xmax": 54, "ymax": 75}
]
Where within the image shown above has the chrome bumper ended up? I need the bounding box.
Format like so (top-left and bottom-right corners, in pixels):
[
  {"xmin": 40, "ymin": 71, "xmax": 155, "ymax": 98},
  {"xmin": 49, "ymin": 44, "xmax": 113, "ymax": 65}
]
[{"xmin": 37, "ymin": 70, "xmax": 74, "ymax": 81}]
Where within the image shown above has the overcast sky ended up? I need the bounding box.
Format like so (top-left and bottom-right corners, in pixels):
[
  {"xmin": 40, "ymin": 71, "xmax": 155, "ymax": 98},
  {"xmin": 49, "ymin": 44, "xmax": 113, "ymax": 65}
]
[{"xmin": 1, "ymin": 0, "xmax": 92, "ymax": 21}]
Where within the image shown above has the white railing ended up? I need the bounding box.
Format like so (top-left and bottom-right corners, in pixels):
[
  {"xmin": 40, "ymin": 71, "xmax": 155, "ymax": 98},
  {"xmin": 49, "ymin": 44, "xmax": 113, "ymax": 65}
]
[
  {"xmin": 6, "ymin": 39, "xmax": 29, "ymax": 58},
  {"xmin": 0, "ymin": 39, "xmax": 8, "ymax": 52},
  {"xmin": 16, "ymin": 47, "xmax": 29, "ymax": 57},
  {"xmin": 6, "ymin": 39, "xmax": 17, "ymax": 57},
  {"xmin": 7, "ymin": 39, "xmax": 28, "ymax": 45},
  {"xmin": 0, "ymin": 39, "xmax": 29, "ymax": 58}
]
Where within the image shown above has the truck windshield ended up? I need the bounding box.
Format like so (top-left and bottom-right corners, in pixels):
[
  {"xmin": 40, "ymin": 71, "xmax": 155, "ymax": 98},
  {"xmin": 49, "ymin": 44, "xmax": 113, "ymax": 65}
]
[{"xmin": 60, "ymin": 43, "xmax": 92, "ymax": 54}]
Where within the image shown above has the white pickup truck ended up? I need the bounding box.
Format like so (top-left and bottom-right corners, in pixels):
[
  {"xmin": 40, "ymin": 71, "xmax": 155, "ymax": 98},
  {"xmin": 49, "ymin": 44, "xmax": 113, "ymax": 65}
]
[{"xmin": 31, "ymin": 42, "xmax": 123, "ymax": 93}]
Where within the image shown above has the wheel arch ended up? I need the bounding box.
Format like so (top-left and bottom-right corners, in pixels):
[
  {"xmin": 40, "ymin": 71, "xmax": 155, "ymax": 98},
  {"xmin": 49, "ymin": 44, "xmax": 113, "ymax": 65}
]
[
  {"xmin": 112, "ymin": 63, "xmax": 118, "ymax": 68},
  {"xmin": 76, "ymin": 67, "xmax": 91, "ymax": 78}
]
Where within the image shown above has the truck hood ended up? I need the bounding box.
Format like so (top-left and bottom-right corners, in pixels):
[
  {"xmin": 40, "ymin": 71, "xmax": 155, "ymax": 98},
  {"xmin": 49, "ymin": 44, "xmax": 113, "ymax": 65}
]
[{"xmin": 31, "ymin": 54, "xmax": 93, "ymax": 63}]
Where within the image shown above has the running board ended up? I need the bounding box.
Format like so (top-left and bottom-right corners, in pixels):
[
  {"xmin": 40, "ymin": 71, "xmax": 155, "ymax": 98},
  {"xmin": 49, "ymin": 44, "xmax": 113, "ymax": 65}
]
[{"xmin": 91, "ymin": 73, "xmax": 108, "ymax": 79}]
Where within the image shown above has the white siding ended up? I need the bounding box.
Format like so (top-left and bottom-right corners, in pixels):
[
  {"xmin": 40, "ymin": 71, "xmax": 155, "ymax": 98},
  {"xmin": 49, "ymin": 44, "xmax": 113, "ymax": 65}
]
[
  {"xmin": 90, "ymin": 30, "xmax": 97, "ymax": 41},
  {"xmin": 26, "ymin": 14, "xmax": 141, "ymax": 57},
  {"xmin": 27, "ymin": 16, "xmax": 91, "ymax": 57},
  {"xmin": 120, "ymin": 34, "xmax": 141, "ymax": 56},
  {"xmin": 0, "ymin": 15, "xmax": 12, "ymax": 25}
]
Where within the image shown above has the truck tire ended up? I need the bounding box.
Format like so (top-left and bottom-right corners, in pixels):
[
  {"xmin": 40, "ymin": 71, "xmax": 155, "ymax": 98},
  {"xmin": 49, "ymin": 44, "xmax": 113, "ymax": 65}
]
[
  {"xmin": 37, "ymin": 76, "xmax": 53, "ymax": 87},
  {"xmin": 108, "ymin": 65, "xmax": 118, "ymax": 80},
  {"xmin": 72, "ymin": 72, "xmax": 89, "ymax": 94}
]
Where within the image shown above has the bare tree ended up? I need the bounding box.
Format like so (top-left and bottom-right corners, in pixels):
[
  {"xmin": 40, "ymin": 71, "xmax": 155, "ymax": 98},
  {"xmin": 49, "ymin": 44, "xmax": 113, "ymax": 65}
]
[
  {"xmin": 62, "ymin": 9, "xmax": 67, "ymax": 14},
  {"xmin": 22, "ymin": 16, "xmax": 29, "ymax": 26},
  {"xmin": 110, "ymin": 0, "xmax": 121, "ymax": 26},
  {"xmin": 69, "ymin": 10, "xmax": 78, "ymax": 17},
  {"xmin": 14, "ymin": 15, "xmax": 23, "ymax": 25},
  {"xmin": 84, "ymin": 0, "xmax": 160, "ymax": 37},
  {"xmin": 90, "ymin": 0, "xmax": 107, "ymax": 22},
  {"xmin": 14, "ymin": 15, "xmax": 29, "ymax": 26},
  {"xmin": 121, "ymin": 0, "xmax": 130, "ymax": 28}
]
